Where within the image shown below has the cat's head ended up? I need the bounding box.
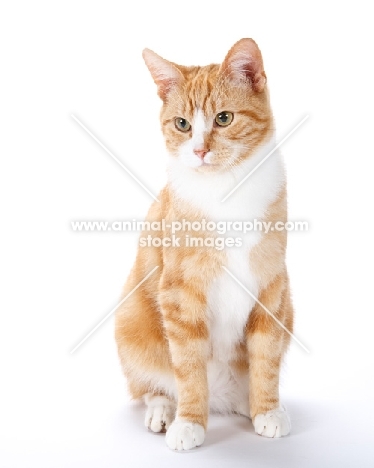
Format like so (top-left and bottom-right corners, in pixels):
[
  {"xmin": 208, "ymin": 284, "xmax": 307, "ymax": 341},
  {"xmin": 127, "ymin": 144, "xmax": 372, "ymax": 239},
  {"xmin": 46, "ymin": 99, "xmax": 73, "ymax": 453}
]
[{"xmin": 143, "ymin": 39, "xmax": 273, "ymax": 173}]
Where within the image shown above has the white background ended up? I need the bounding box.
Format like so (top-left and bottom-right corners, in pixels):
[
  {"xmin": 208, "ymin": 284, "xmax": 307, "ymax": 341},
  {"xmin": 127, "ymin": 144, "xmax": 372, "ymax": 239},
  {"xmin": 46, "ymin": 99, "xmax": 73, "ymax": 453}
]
[{"xmin": 1, "ymin": 1, "xmax": 374, "ymax": 467}]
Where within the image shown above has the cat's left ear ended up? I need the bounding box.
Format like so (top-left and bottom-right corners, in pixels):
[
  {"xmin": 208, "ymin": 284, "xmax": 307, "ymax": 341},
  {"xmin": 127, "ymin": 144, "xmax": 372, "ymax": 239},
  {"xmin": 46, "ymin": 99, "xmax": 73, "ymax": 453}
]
[
  {"xmin": 142, "ymin": 48, "xmax": 183, "ymax": 100},
  {"xmin": 220, "ymin": 38, "xmax": 267, "ymax": 92}
]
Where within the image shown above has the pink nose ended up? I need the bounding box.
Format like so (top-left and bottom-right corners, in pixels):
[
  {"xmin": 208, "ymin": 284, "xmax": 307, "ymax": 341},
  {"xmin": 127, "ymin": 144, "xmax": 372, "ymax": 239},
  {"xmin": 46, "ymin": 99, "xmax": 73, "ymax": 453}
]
[{"xmin": 193, "ymin": 149, "xmax": 209, "ymax": 159}]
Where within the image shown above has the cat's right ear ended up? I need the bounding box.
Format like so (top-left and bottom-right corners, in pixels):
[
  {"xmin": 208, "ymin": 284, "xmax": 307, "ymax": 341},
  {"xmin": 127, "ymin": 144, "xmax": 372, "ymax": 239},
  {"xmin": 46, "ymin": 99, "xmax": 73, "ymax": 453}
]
[{"xmin": 142, "ymin": 49, "xmax": 182, "ymax": 101}]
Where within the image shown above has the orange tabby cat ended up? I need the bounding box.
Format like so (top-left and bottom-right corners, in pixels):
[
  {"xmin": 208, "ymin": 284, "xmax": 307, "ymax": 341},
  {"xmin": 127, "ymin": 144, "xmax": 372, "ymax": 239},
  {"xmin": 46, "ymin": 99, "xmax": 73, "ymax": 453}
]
[{"xmin": 115, "ymin": 38, "xmax": 293, "ymax": 450}]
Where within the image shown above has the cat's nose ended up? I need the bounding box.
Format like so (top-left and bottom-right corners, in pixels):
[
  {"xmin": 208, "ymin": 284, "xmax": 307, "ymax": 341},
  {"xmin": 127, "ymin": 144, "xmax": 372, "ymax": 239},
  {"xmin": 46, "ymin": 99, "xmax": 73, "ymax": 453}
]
[{"xmin": 193, "ymin": 149, "xmax": 209, "ymax": 160}]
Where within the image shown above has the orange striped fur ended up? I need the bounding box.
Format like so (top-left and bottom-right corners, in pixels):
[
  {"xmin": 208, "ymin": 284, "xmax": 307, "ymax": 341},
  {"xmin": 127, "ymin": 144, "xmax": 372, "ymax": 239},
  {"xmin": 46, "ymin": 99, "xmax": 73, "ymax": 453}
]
[{"xmin": 115, "ymin": 39, "xmax": 294, "ymax": 450}]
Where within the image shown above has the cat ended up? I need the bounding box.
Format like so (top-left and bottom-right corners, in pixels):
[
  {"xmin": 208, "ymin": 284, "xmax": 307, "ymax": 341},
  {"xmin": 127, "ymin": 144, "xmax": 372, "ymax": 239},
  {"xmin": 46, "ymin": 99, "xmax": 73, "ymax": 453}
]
[{"xmin": 115, "ymin": 38, "xmax": 294, "ymax": 451}]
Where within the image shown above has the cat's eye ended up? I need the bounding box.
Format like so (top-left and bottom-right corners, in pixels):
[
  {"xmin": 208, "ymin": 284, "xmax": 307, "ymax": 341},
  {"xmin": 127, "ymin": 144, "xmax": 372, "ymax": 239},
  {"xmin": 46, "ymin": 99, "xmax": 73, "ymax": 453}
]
[
  {"xmin": 175, "ymin": 118, "xmax": 191, "ymax": 132},
  {"xmin": 215, "ymin": 111, "xmax": 233, "ymax": 127}
]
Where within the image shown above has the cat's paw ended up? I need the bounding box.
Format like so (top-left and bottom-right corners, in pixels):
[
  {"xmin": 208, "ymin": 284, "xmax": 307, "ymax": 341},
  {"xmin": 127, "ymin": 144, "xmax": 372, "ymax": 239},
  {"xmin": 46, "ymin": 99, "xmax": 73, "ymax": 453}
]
[
  {"xmin": 165, "ymin": 419, "xmax": 205, "ymax": 451},
  {"xmin": 253, "ymin": 407, "xmax": 291, "ymax": 438},
  {"xmin": 144, "ymin": 395, "xmax": 175, "ymax": 433}
]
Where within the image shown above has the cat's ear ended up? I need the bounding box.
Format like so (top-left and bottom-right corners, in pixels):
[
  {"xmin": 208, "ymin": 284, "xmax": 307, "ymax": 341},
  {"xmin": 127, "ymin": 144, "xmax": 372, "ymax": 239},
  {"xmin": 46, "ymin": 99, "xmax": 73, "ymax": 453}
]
[
  {"xmin": 142, "ymin": 48, "xmax": 183, "ymax": 100},
  {"xmin": 220, "ymin": 38, "xmax": 267, "ymax": 92}
]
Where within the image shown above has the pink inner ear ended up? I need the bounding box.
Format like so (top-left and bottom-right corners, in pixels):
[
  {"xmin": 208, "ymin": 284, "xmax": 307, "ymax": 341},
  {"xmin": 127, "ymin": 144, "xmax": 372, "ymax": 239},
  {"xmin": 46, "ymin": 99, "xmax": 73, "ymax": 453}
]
[
  {"xmin": 221, "ymin": 39, "xmax": 267, "ymax": 92},
  {"xmin": 142, "ymin": 48, "xmax": 182, "ymax": 100}
]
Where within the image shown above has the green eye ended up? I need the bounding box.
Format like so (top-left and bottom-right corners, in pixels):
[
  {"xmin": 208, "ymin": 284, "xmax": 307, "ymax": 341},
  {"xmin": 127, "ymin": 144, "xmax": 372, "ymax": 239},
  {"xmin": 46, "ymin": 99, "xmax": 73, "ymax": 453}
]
[
  {"xmin": 175, "ymin": 117, "xmax": 191, "ymax": 132},
  {"xmin": 215, "ymin": 111, "xmax": 233, "ymax": 127}
]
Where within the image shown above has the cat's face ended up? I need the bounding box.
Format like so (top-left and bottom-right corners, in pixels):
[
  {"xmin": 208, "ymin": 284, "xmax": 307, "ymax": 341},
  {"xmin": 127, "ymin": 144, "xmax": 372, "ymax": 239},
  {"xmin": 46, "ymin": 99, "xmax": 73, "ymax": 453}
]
[{"xmin": 143, "ymin": 39, "xmax": 272, "ymax": 173}]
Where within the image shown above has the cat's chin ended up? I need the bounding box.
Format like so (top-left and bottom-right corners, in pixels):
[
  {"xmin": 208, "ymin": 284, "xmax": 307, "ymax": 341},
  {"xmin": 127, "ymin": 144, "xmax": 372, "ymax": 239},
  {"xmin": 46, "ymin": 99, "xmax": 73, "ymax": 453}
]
[{"xmin": 195, "ymin": 163, "xmax": 220, "ymax": 173}]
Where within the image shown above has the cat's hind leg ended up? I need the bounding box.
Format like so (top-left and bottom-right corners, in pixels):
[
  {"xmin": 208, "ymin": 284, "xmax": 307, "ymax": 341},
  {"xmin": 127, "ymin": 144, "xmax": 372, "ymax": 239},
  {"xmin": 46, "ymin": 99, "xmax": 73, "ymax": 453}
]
[{"xmin": 145, "ymin": 393, "xmax": 176, "ymax": 433}]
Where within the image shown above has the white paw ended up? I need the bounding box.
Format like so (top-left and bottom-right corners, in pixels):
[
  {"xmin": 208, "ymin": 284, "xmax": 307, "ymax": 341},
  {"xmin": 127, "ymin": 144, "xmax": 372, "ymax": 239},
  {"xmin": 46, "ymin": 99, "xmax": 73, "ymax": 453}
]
[
  {"xmin": 166, "ymin": 420, "xmax": 205, "ymax": 451},
  {"xmin": 144, "ymin": 395, "xmax": 175, "ymax": 433},
  {"xmin": 253, "ymin": 407, "xmax": 291, "ymax": 438}
]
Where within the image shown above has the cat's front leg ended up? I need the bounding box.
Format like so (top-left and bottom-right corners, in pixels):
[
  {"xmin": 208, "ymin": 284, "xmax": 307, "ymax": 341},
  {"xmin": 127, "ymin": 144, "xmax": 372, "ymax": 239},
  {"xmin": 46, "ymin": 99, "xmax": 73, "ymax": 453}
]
[
  {"xmin": 159, "ymin": 273, "xmax": 209, "ymax": 451},
  {"xmin": 246, "ymin": 273, "xmax": 293, "ymax": 438}
]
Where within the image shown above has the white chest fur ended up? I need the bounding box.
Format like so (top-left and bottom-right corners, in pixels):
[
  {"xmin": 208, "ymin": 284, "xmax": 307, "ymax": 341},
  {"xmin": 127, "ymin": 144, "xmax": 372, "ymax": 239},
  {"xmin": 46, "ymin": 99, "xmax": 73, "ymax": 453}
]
[
  {"xmin": 168, "ymin": 136, "xmax": 285, "ymax": 362},
  {"xmin": 207, "ymin": 243, "xmax": 258, "ymax": 361}
]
